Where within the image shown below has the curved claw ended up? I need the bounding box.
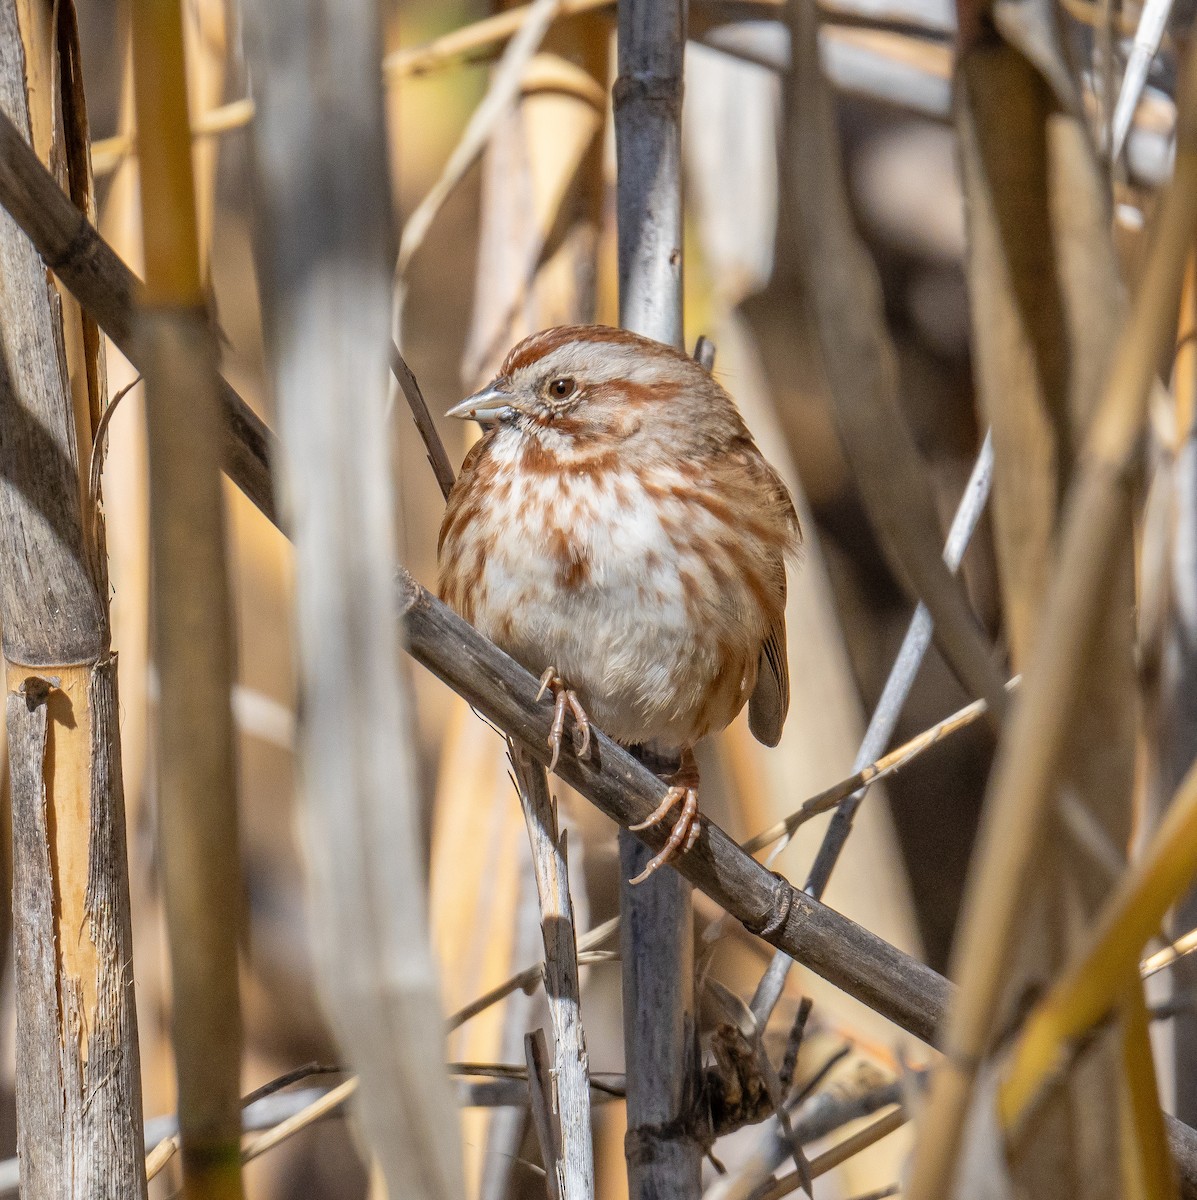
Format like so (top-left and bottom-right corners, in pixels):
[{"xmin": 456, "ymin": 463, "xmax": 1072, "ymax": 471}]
[
  {"xmin": 629, "ymin": 786, "xmax": 700, "ymax": 885},
  {"xmin": 537, "ymin": 666, "xmax": 591, "ymax": 773}
]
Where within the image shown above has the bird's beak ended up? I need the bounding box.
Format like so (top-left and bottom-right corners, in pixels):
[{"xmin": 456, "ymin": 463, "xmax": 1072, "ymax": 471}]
[{"xmin": 445, "ymin": 385, "xmax": 515, "ymax": 426}]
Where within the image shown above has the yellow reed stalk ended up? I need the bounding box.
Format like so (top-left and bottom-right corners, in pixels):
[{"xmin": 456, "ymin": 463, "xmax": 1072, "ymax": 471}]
[
  {"xmin": 129, "ymin": 2, "xmax": 244, "ymax": 1198},
  {"xmin": 999, "ymin": 755, "xmax": 1197, "ymax": 1129},
  {"xmin": 1117, "ymin": 982, "xmax": 1177, "ymax": 1200}
]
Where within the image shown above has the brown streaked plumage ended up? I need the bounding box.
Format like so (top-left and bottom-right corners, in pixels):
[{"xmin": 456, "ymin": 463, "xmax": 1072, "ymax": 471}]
[{"xmin": 438, "ymin": 324, "xmax": 801, "ymax": 882}]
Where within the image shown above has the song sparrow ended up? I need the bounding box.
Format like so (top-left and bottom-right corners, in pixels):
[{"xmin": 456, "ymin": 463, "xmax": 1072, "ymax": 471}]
[{"xmin": 438, "ymin": 325, "xmax": 801, "ymax": 883}]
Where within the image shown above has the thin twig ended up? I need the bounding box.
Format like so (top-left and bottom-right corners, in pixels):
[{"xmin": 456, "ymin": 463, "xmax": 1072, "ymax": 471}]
[
  {"xmin": 91, "ymin": 96, "xmax": 255, "ymax": 176},
  {"xmin": 752, "ymin": 1107, "xmax": 907, "ymax": 1200},
  {"xmin": 743, "ymin": 673, "xmax": 1012, "ymax": 857},
  {"xmin": 241, "ymin": 1077, "xmax": 360, "ymax": 1165},
  {"xmin": 1110, "ymin": 0, "xmax": 1175, "ymax": 161},
  {"xmin": 750, "ymin": 432, "xmax": 994, "ymax": 1028},
  {"xmin": 395, "ymin": 0, "xmax": 564, "ymax": 278},
  {"xmin": 389, "ymin": 340, "xmax": 456, "ymax": 500},
  {"xmin": 1142, "ymin": 926, "xmax": 1197, "ymax": 978}
]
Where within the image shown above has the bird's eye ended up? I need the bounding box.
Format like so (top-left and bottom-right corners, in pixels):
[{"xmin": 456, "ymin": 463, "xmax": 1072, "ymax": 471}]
[{"xmin": 548, "ymin": 377, "xmax": 576, "ymax": 400}]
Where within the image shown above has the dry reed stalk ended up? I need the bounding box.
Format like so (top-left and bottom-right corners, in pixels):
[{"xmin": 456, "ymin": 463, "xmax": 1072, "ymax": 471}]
[
  {"xmin": 0, "ymin": 3, "xmax": 147, "ymax": 1196},
  {"xmin": 613, "ymin": 3, "xmax": 703, "ymax": 1197},
  {"xmin": 93, "ymin": 41, "xmax": 178, "ymax": 1126},
  {"xmin": 905, "ymin": 33, "xmax": 1197, "ymax": 1200},
  {"xmin": 129, "ymin": 1, "xmax": 245, "ymax": 1196},
  {"xmin": 945, "ymin": 0, "xmax": 1141, "ymax": 1180},
  {"xmin": 238, "ymin": 3, "xmax": 465, "ymax": 1198}
]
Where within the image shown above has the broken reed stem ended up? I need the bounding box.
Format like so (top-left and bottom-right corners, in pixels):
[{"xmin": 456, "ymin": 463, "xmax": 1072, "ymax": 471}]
[
  {"xmin": 128, "ymin": 2, "xmax": 245, "ymax": 1197},
  {"xmin": 525, "ymin": 1031, "xmax": 563, "ymax": 1200},
  {"xmin": 0, "ymin": 3, "xmax": 147, "ymax": 1197},
  {"xmin": 905, "ymin": 38, "xmax": 1197, "ymax": 1200},
  {"xmin": 510, "ymin": 749, "xmax": 595, "ymax": 1200},
  {"xmin": 754, "ymin": 1107, "xmax": 908, "ymax": 1200}
]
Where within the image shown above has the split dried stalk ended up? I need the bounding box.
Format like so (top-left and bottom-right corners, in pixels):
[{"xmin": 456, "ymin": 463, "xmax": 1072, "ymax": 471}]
[
  {"xmin": 0, "ymin": 3, "xmax": 147, "ymax": 1197},
  {"xmin": 906, "ymin": 36, "xmax": 1197, "ymax": 1200},
  {"xmin": 238, "ymin": 3, "xmax": 465, "ymax": 1197},
  {"xmin": 511, "ymin": 750, "xmax": 595, "ymax": 1200},
  {"xmin": 129, "ymin": 1, "xmax": 244, "ymax": 1195}
]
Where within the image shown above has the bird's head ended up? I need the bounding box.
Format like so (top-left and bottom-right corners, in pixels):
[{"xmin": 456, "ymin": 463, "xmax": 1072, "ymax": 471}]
[{"xmin": 446, "ymin": 324, "xmax": 720, "ymax": 451}]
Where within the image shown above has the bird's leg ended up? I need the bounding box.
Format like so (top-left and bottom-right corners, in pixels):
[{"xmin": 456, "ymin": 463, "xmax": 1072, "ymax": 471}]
[
  {"xmin": 628, "ymin": 747, "xmax": 701, "ymax": 885},
  {"xmin": 536, "ymin": 666, "xmax": 591, "ymax": 772}
]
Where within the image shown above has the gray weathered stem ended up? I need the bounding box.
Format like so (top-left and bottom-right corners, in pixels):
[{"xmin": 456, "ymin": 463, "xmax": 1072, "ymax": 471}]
[
  {"xmin": 614, "ymin": 2, "xmax": 702, "ymax": 1197},
  {"xmin": 0, "ymin": 4, "xmax": 146, "ymax": 1195},
  {"xmin": 239, "ymin": 5, "xmax": 465, "ymax": 1198},
  {"xmin": 512, "ymin": 750, "xmax": 595, "ymax": 1200},
  {"xmin": 616, "ymin": 0, "xmax": 686, "ymax": 350}
]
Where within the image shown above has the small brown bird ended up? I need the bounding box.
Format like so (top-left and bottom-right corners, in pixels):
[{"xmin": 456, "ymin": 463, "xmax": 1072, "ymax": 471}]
[{"xmin": 438, "ymin": 325, "xmax": 801, "ymax": 882}]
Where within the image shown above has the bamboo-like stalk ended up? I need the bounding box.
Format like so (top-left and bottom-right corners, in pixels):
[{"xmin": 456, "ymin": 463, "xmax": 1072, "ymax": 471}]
[
  {"xmin": 238, "ymin": 3, "xmax": 465, "ymax": 1198},
  {"xmin": 128, "ymin": 3, "xmax": 244, "ymax": 1197},
  {"xmin": 0, "ymin": 3, "xmax": 147, "ymax": 1197},
  {"xmin": 613, "ymin": 2, "xmax": 703, "ymax": 1197},
  {"xmin": 905, "ymin": 36, "xmax": 1197, "ymax": 1200}
]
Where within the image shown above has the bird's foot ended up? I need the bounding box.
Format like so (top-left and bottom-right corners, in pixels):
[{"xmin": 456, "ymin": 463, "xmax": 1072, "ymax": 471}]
[
  {"xmin": 628, "ymin": 750, "xmax": 701, "ymax": 884},
  {"xmin": 536, "ymin": 667, "xmax": 591, "ymax": 772}
]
